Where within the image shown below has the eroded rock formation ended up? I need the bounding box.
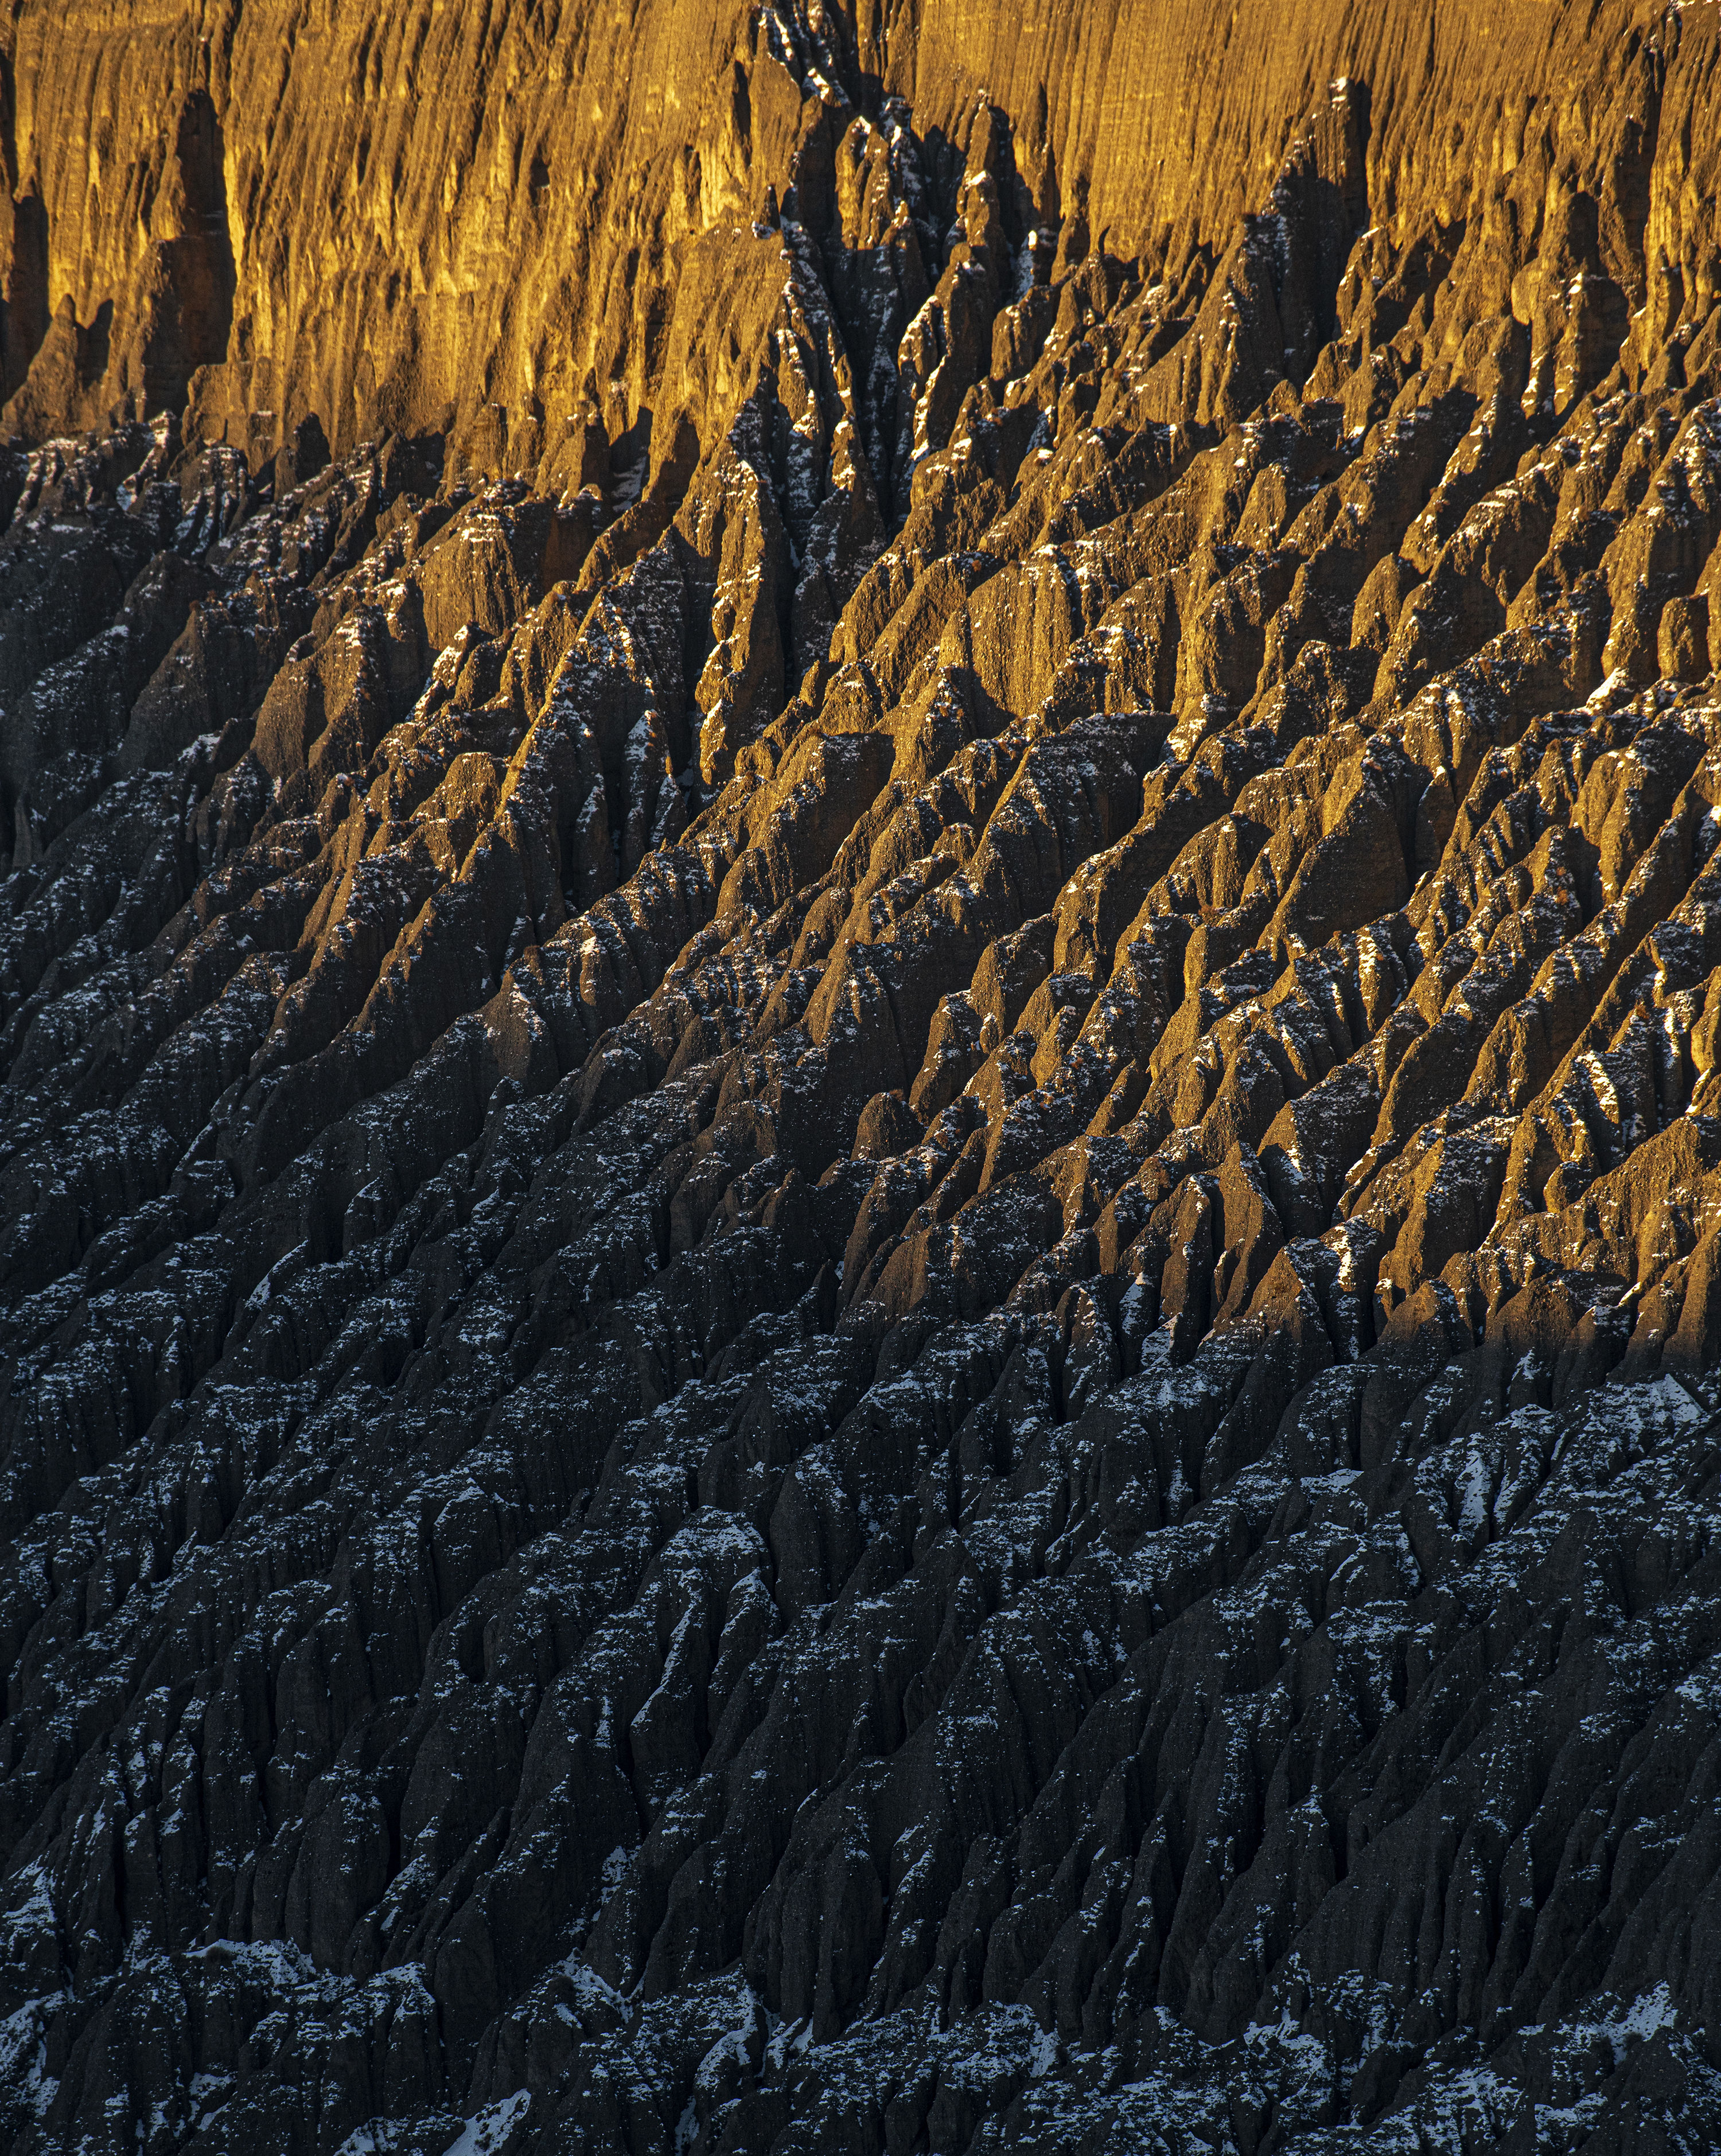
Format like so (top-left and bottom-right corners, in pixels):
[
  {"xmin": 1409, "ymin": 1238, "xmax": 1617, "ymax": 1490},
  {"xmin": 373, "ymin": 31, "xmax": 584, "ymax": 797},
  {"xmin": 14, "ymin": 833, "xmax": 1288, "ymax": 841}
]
[{"xmin": 4, "ymin": 1, "xmax": 1721, "ymax": 2150}]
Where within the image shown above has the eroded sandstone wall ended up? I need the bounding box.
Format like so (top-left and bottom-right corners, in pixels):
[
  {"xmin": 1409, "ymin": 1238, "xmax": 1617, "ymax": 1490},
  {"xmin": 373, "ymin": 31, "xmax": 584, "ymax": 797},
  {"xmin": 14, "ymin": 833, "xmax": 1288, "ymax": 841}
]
[
  {"xmin": 6, "ymin": 1, "xmax": 1720, "ymax": 474},
  {"xmin": 6, "ymin": 2, "xmax": 1721, "ymax": 2153}
]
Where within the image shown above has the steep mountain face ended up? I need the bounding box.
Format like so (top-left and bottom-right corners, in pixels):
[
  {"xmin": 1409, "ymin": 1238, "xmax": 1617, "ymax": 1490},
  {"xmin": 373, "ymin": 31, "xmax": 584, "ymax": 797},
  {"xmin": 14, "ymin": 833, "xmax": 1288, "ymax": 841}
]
[{"xmin": 5, "ymin": 1, "xmax": 1721, "ymax": 2151}]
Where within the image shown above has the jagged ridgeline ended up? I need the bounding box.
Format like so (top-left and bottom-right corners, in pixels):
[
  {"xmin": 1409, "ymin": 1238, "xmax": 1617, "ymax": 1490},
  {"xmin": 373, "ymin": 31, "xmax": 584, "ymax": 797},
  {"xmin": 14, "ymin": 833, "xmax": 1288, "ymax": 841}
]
[{"xmin": 4, "ymin": 0, "xmax": 1721, "ymax": 2149}]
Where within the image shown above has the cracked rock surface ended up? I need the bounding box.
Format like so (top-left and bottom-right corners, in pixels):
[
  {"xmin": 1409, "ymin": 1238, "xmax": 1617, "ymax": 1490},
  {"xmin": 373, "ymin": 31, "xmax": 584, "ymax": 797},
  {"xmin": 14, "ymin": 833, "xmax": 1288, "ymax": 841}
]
[{"xmin": 5, "ymin": 2, "xmax": 1721, "ymax": 2151}]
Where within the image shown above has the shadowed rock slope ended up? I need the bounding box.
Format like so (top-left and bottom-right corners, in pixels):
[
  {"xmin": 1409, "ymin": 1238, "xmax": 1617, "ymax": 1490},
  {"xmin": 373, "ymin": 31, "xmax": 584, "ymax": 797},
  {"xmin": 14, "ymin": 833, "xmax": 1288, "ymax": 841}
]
[{"xmin": 5, "ymin": 3, "xmax": 1721, "ymax": 2152}]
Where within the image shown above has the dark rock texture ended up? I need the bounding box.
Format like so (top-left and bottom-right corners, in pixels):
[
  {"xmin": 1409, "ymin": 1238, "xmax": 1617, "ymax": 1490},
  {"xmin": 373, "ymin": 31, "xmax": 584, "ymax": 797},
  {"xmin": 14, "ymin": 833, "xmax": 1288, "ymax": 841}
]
[{"xmin": 5, "ymin": 3, "xmax": 1721, "ymax": 2153}]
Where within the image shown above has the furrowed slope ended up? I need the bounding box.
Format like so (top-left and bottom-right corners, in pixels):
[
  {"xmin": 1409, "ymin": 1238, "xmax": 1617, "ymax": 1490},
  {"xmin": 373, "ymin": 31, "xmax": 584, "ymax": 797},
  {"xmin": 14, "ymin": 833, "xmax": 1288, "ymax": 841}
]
[{"xmin": 2, "ymin": 3, "xmax": 1721, "ymax": 2154}]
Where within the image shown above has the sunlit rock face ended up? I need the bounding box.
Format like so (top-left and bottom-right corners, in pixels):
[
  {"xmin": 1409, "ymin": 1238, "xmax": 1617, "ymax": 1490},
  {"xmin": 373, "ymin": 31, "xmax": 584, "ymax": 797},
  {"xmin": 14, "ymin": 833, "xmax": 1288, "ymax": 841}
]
[{"xmin": 4, "ymin": 2, "xmax": 1721, "ymax": 2150}]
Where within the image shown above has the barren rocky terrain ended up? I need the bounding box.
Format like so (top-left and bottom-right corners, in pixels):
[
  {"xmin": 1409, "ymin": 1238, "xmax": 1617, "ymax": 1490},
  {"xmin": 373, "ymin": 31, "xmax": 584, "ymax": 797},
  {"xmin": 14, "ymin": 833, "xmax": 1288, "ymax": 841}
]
[{"xmin": 3, "ymin": 1, "xmax": 1721, "ymax": 2150}]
